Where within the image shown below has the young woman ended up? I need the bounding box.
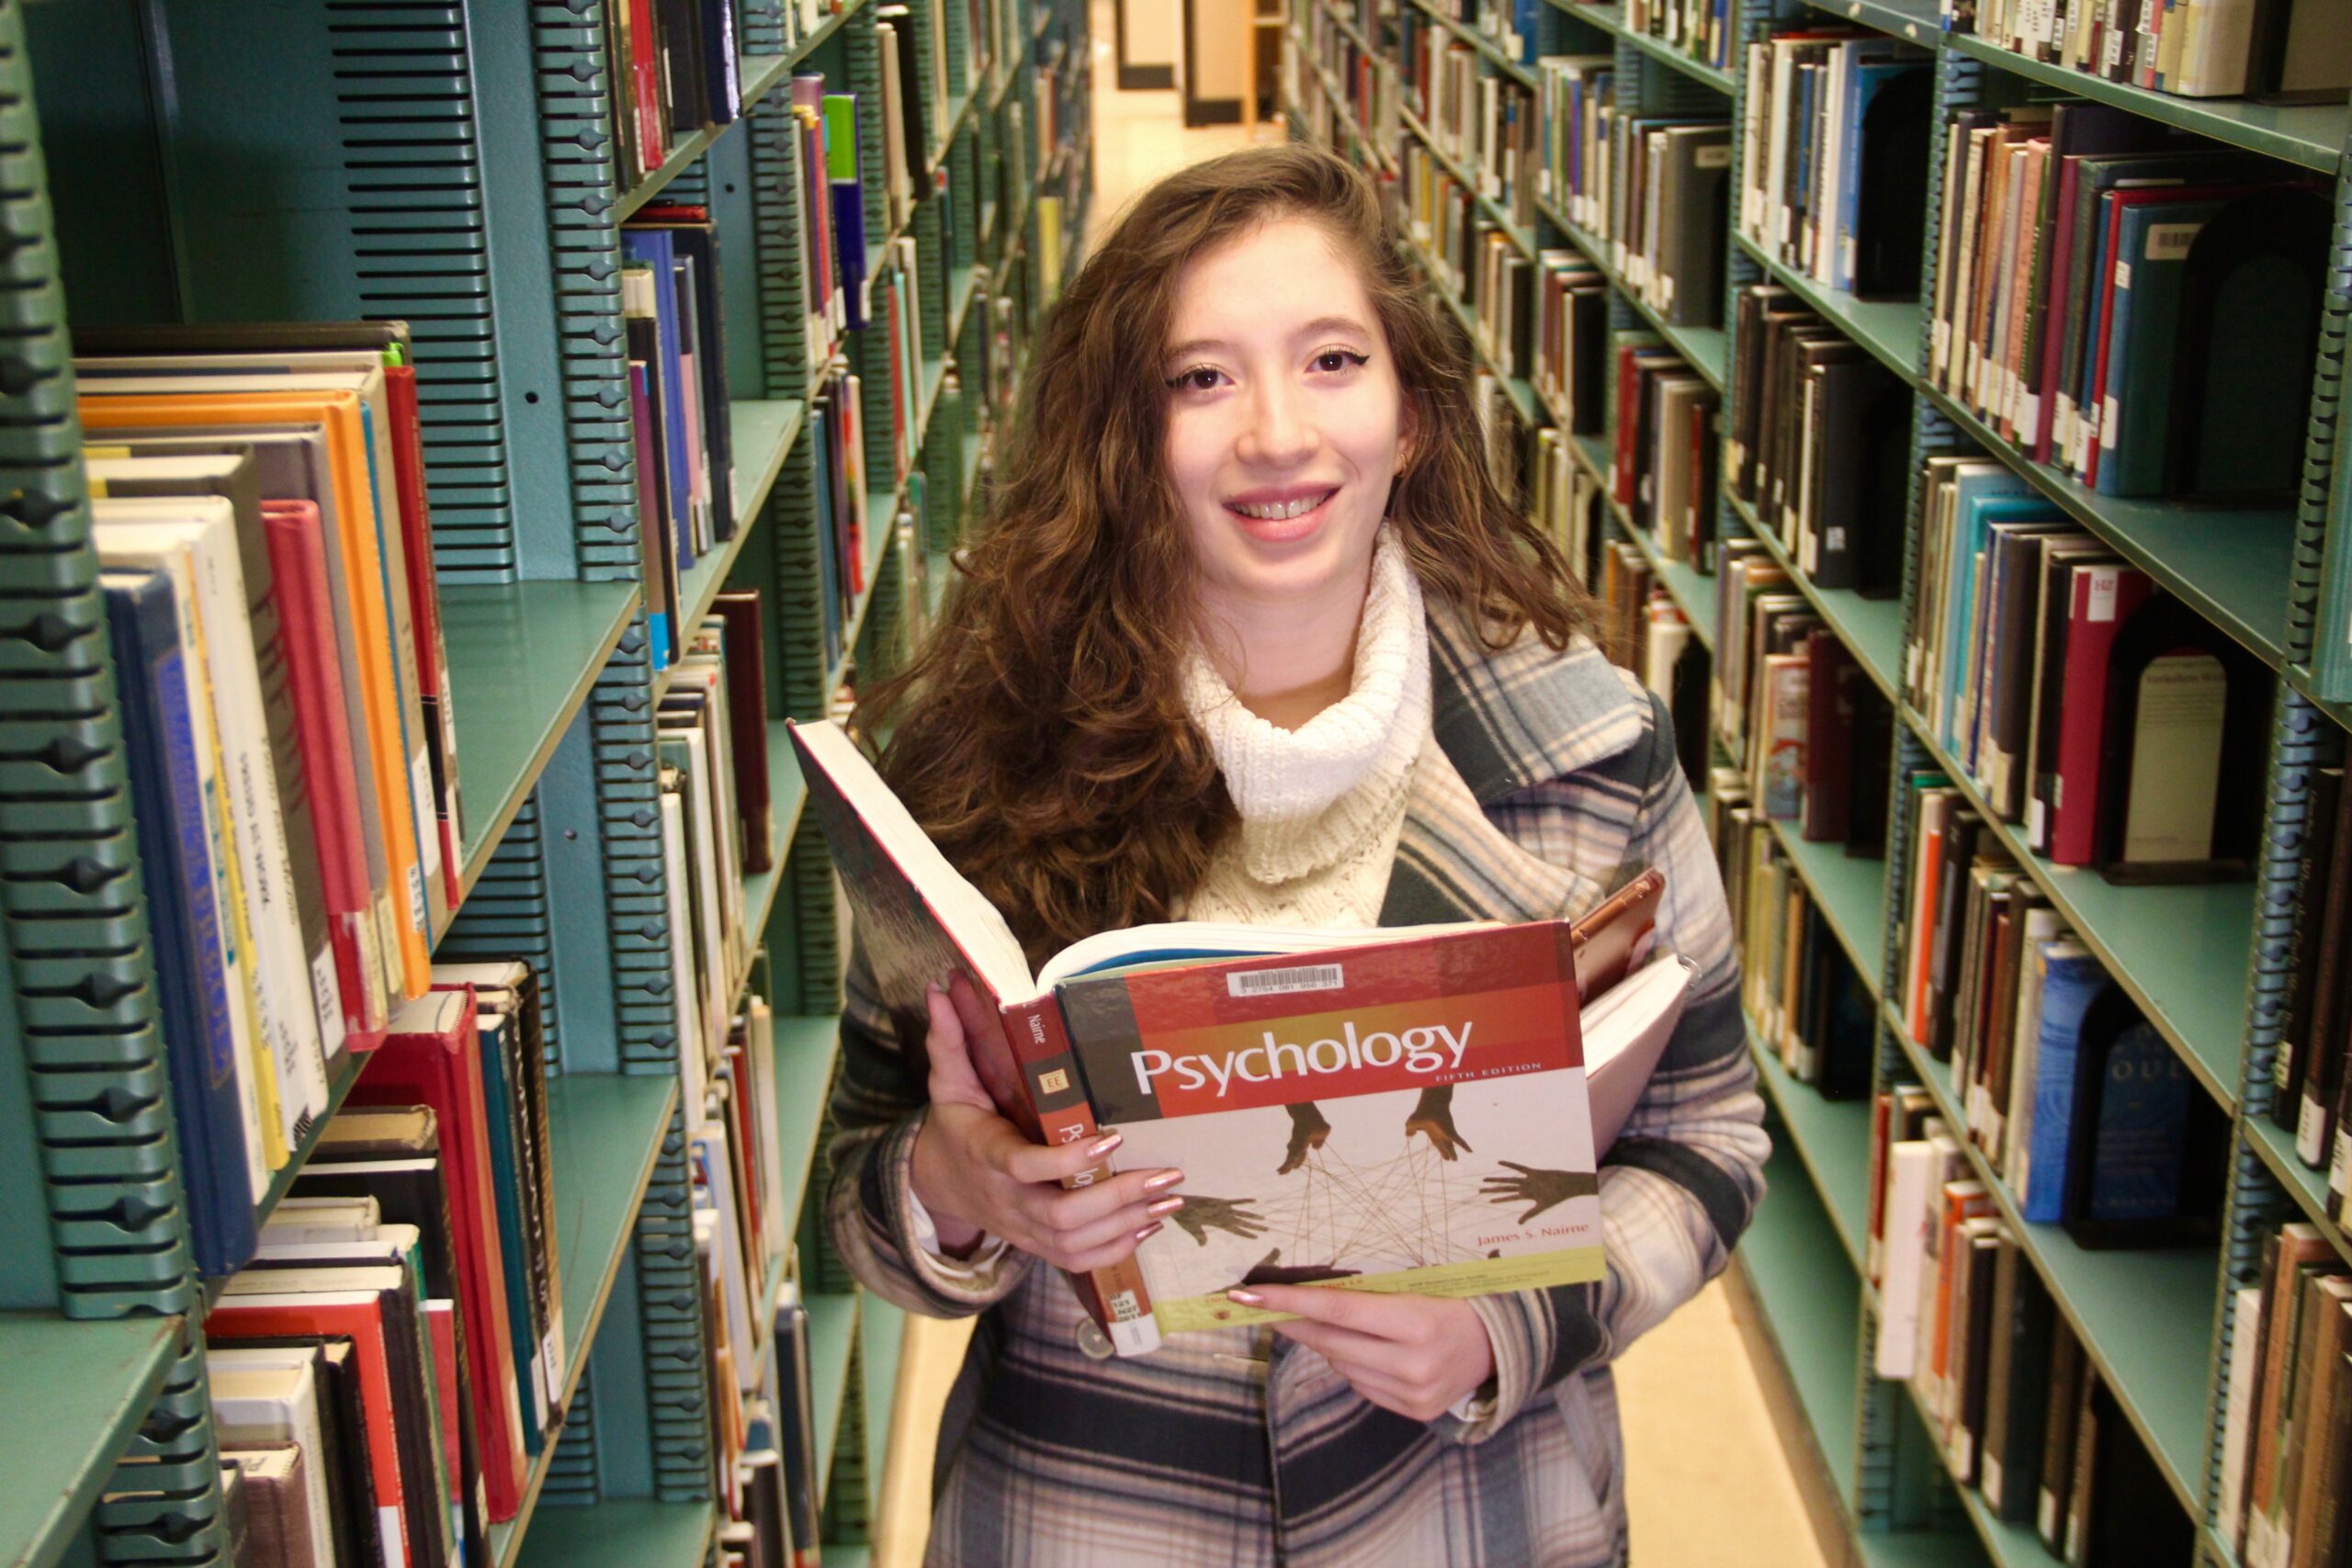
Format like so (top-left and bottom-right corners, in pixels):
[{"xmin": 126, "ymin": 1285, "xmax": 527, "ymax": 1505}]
[{"xmin": 823, "ymin": 142, "xmax": 1769, "ymax": 1567}]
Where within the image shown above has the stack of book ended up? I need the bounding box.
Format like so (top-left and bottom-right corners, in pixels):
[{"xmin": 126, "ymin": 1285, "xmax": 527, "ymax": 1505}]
[
  {"xmin": 1902, "ymin": 454, "xmax": 2269, "ymax": 879},
  {"xmin": 75, "ymin": 321, "xmax": 470, "ymax": 1279},
  {"xmin": 1403, "ymin": 18, "xmax": 1540, "ymax": 231},
  {"xmin": 625, "ymin": 205, "xmax": 739, "ymax": 671},
  {"xmin": 1867, "ymin": 1120, "xmax": 2197, "ymax": 1562},
  {"xmin": 2271, "ymin": 764, "xmax": 2352, "ymax": 1192},
  {"xmin": 1736, "ymin": 30, "xmax": 1933, "ymax": 301},
  {"xmin": 1893, "ymin": 774, "xmax": 2227, "ymax": 1243},
  {"xmin": 2216, "ymin": 1222, "xmax": 2352, "ymax": 1568},
  {"xmin": 606, "ymin": 0, "xmax": 747, "ymax": 186},
  {"xmin": 1928, "ymin": 102, "xmax": 2327, "ymax": 504},
  {"xmin": 1725, "ymin": 288, "xmax": 1909, "ymax": 598},
  {"xmin": 1468, "ymin": 366, "xmax": 1530, "ymax": 496},
  {"xmin": 1531, "ymin": 250, "xmax": 1609, "ymax": 434},
  {"xmin": 1713, "ymin": 543, "xmax": 1894, "ymax": 853},
  {"xmin": 1611, "ymin": 337, "xmax": 1720, "ymax": 570},
  {"xmin": 1297, "ymin": 4, "xmax": 1401, "ymax": 159},
  {"xmin": 1939, "ymin": 0, "xmax": 2351, "ymax": 101},
  {"xmin": 1535, "ymin": 56, "xmax": 1614, "ymax": 231},
  {"xmin": 1594, "ymin": 0, "xmax": 1732, "ymax": 73},
  {"xmin": 1413, "ymin": 0, "xmax": 1550, "ymax": 67},
  {"xmin": 807, "ymin": 355, "xmax": 874, "ymax": 676},
  {"xmin": 1531, "ymin": 425, "xmax": 1611, "ymax": 590}
]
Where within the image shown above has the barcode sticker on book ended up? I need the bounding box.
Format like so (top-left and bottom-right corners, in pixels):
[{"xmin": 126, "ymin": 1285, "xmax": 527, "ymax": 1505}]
[{"xmin": 1227, "ymin": 963, "xmax": 1345, "ymax": 998}]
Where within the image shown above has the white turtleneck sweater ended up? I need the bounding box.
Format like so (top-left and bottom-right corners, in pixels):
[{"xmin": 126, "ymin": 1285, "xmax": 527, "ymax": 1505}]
[{"xmin": 1180, "ymin": 530, "xmax": 1433, "ymax": 930}]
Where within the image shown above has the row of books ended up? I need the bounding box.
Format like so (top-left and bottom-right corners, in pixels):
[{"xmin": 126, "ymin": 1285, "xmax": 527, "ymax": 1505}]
[
  {"xmin": 1940, "ymin": 0, "xmax": 2350, "ymax": 102},
  {"xmin": 1724, "ymin": 286, "xmax": 1909, "ymax": 599},
  {"xmin": 1537, "ymin": 60, "xmax": 1731, "ymax": 332},
  {"xmin": 77, "ymin": 322, "xmax": 470, "ymax": 1277},
  {"xmin": 1412, "ymin": 0, "xmax": 1549, "ymax": 67},
  {"xmin": 1401, "ymin": 19, "xmax": 1538, "ymax": 231},
  {"xmin": 2217, "ymin": 1221, "xmax": 2352, "ymax": 1568},
  {"xmin": 1576, "ymin": 537, "xmax": 1713, "ymax": 792},
  {"xmin": 606, "ymin": 0, "xmax": 749, "ymax": 186},
  {"xmin": 1577, "ymin": 0, "xmax": 1731, "ymax": 73},
  {"xmin": 1713, "ymin": 542, "xmax": 1894, "ymax": 851},
  {"xmin": 1928, "ymin": 101, "xmax": 2325, "ymax": 504},
  {"xmin": 1611, "ymin": 338, "xmax": 1720, "ymax": 569},
  {"xmin": 1735, "ymin": 31, "xmax": 1931, "ymax": 302},
  {"xmin": 1871, "ymin": 1133, "xmax": 2196, "ymax": 1562},
  {"xmin": 2270, "ymin": 763, "xmax": 2352, "ymax": 1193},
  {"xmin": 1708, "ymin": 782, "xmax": 1876, "ymax": 1098},
  {"xmin": 1892, "ymin": 773, "xmax": 2226, "ymax": 1243},
  {"xmin": 1901, "ymin": 453, "xmax": 2268, "ymax": 878},
  {"xmin": 203, "ymin": 965, "xmax": 562, "ymax": 1566},
  {"xmin": 1288, "ymin": 18, "xmax": 1398, "ymax": 170}
]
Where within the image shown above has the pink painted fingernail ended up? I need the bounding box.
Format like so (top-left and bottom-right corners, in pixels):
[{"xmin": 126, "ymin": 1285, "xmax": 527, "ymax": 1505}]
[
  {"xmin": 1134, "ymin": 1221, "xmax": 1165, "ymax": 1243},
  {"xmin": 1227, "ymin": 1288, "xmax": 1264, "ymax": 1305},
  {"xmin": 1147, "ymin": 1195, "xmax": 1184, "ymax": 1216},
  {"xmin": 1143, "ymin": 1169, "xmax": 1185, "ymax": 1191},
  {"xmin": 1087, "ymin": 1132, "xmax": 1123, "ymax": 1158}
]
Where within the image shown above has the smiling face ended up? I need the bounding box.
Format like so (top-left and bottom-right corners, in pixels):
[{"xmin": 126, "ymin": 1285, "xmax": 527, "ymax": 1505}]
[{"xmin": 1161, "ymin": 215, "xmax": 1413, "ymax": 649}]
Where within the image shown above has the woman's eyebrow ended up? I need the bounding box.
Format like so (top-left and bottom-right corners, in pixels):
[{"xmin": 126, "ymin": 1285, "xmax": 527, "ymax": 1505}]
[{"xmin": 1163, "ymin": 317, "xmax": 1376, "ymax": 363}]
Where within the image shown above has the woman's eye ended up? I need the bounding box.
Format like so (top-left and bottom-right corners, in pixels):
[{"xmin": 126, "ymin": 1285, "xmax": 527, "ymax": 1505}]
[
  {"xmin": 1166, "ymin": 367, "xmax": 1226, "ymax": 392},
  {"xmin": 1313, "ymin": 350, "xmax": 1369, "ymax": 374}
]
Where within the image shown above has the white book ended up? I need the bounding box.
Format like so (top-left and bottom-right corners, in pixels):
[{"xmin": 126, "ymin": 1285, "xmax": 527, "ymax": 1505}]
[
  {"xmin": 207, "ymin": 1359, "xmax": 336, "ymax": 1567},
  {"xmin": 746, "ymin": 998, "xmax": 789, "ymax": 1258},
  {"xmin": 660, "ymin": 775, "xmax": 709, "ymax": 1116},
  {"xmin": 265, "ymin": 1196, "xmax": 383, "ymax": 1243},
  {"xmin": 1874, "ymin": 1138, "xmax": 1938, "ymax": 1378}
]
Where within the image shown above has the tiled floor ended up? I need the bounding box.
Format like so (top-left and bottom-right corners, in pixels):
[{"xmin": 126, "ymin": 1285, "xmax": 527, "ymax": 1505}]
[{"xmin": 864, "ymin": 24, "xmax": 1832, "ymax": 1563}]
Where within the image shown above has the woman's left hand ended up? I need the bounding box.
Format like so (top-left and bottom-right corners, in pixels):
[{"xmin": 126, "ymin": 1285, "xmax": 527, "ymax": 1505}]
[{"xmin": 1231, "ymin": 1284, "xmax": 1496, "ymax": 1423}]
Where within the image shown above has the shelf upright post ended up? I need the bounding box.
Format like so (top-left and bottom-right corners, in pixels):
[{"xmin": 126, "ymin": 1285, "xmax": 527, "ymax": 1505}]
[
  {"xmin": 2288, "ymin": 134, "xmax": 2352, "ymax": 696},
  {"xmin": 0, "ymin": 5, "xmax": 243, "ymax": 1562}
]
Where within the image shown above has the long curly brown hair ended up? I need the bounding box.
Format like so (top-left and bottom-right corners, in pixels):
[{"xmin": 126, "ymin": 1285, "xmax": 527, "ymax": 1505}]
[{"xmin": 864, "ymin": 142, "xmax": 1596, "ymax": 964}]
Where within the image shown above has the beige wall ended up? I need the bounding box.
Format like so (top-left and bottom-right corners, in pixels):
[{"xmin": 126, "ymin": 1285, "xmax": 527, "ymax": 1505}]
[
  {"xmin": 1183, "ymin": 0, "xmax": 1251, "ymax": 101},
  {"xmin": 1120, "ymin": 0, "xmax": 1178, "ymax": 71}
]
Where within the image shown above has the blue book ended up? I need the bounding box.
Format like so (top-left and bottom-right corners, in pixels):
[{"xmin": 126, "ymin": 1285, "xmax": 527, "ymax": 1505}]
[
  {"xmin": 823, "ymin": 96, "xmax": 869, "ymax": 331},
  {"xmin": 1938, "ymin": 484, "xmax": 2051, "ymax": 753},
  {"xmin": 2019, "ymin": 943, "xmax": 2109, "ymax": 1223},
  {"xmin": 103, "ymin": 567, "xmax": 256, "ymax": 1276},
  {"xmin": 475, "ymin": 1008, "xmax": 549, "ymax": 1453},
  {"xmin": 1512, "ymin": 0, "xmax": 1540, "ymax": 62},
  {"xmin": 808, "ymin": 401, "xmax": 843, "ymax": 671},
  {"xmin": 1839, "ymin": 59, "xmax": 1922, "ymax": 293},
  {"xmin": 2075, "ymin": 1020, "xmax": 2191, "ymax": 1224},
  {"xmin": 2095, "ymin": 197, "xmax": 2226, "ymax": 499},
  {"xmin": 620, "ymin": 227, "xmax": 696, "ymax": 573}
]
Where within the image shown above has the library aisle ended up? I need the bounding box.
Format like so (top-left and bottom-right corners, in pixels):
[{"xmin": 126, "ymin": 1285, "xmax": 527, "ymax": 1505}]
[{"xmin": 867, "ymin": 22, "xmax": 1826, "ymax": 1563}]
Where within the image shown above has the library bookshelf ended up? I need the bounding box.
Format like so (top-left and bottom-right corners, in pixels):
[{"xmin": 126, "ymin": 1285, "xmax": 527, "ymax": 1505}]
[
  {"xmin": 0, "ymin": 1, "xmax": 1091, "ymax": 1565},
  {"xmin": 1283, "ymin": 2, "xmax": 2351, "ymax": 1565}
]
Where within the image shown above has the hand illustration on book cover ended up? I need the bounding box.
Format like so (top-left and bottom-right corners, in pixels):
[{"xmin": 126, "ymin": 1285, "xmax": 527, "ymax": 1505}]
[
  {"xmin": 1280, "ymin": 1087, "xmax": 1470, "ymax": 1173},
  {"xmin": 1482, "ymin": 1162, "xmax": 1601, "ymax": 1225}
]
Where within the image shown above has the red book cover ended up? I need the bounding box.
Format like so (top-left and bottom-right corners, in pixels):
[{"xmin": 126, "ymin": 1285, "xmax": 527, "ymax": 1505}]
[
  {"xmin": 384, "ymin": 365, "xmax": 463, "ymax": 910},
  {"xmin": 209, "ymin": 1290, "xmax": 412, "ymax": 1568},
  {"xmin": 424, "ymin": 1298, "xmax": 467, "ymax": 1506},
  {"xmin": 348, "ymin": 988, "xmax": 530, "ymax": 1520},
  {"xmin": 711, "ymin": 592, "xmax": 775, "ymax": 874},
  {"xmin": 2049, "ymin": 562, "xmax": 2154, "ymax": 864},
  {"xmin": 264, "ymin": 500, "xmax": 389, "ymax": 1041},
  {"xmin": 628, "ymin": 0, "xmax": 664, "ymax": 175},
  {"xmin": 1612, "ymin": 345, "xmax": 1643, "ymax": 506}
]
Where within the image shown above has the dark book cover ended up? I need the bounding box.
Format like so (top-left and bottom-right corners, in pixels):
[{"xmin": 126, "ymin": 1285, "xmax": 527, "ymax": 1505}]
[{"xmin": 1801, "ymin": 630, "xmax": 1856, "ymax": 843}]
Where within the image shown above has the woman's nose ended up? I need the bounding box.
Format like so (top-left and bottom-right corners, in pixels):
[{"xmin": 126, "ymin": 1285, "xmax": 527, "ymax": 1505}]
[{"xmin": 1238, "ymin": 380, "xmax": 1315, "ymax": 467}]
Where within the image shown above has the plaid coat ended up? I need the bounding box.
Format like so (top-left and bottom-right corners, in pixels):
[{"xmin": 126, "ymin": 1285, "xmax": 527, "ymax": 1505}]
[{"xmin": 825, "ymin": 608, "xmax": 1770, "ymax": 1567}]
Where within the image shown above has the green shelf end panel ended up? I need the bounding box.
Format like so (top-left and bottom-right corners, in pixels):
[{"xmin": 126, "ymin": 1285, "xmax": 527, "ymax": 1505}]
[
  {"xmin": 808, "ymin": 1291, "xmax": 862, "ymax": 1493},
  {"xmin": 512, "ymin": 1499, "xmax": 717, "ymax": 1568},
  {"xmin": 444, "ymin": 580, "xmax": 642, "ymax": 897},
  {"xmin": 0, "ymin": 1314, "xmax": 177, "ymax": 1568}
]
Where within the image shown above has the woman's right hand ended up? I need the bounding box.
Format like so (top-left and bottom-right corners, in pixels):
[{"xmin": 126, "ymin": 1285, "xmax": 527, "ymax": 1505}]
[{"xmin": 907, "ymin": 976, "xmax": 1184, "ymax": 1272}]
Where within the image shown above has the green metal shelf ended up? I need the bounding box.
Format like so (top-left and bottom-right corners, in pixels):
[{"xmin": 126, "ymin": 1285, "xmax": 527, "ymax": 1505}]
[
  {"xmin": 1317, "ymin": 0, "xmax": 1380, "ymax": 59},
  {"xmin": 1886, "ymin": 1026, "xmax": 2218, "ymax": 1517},
  {"xmin": 620, "ymin": 54, "xmax": 798, "ymax": 220},
  {"xmin": 0, "ymin": 1314, "xmax": 178, "ymax": 1568},
  {"xmin": 1603, "ymin": 505, "xmax": 1718, "ymax": 652},
  {"xmin": 1765, "ymin": 811, "xmax": 1893, "ymax": 999},
  {"xmin": 447, "ymin": 579, "xmax": 644, "ymax": 901},
  {"xmin": 1738, "ymin": 1137, "xmax": 1865, "ymax": 1506},
  {"xmin": 487, "ymin": 1072, "xmax": 682, "ymax": 1568},
  {"xmin": 1803, "ymin": 0, "xmax": 1945, "ymax": 44},
  {"xmin": 1946, "ymin": 33, "xmax": 2347, "ymax": 175},
  {"xmin": 1735, "ymin": 231, "xmax": 1926, "ymax": 386},
  {"xmin": 808, "ymin": 1290, "xmax": 861, "ymax": 1493},
  {"xmin": 1895, "ymin": 704, "xmax": 2250, "ymax": 1111},
  {"xmin": 1750, "ymin": 1034, "xmax": 1876, "ymax": 1269},
  {"xmin": 1536, "ymin": 197, "xmax": 1731, "ymax": 390},
  {"xmin": 1725, "ymin": 491, "xmax": 1905, "ymax": 702},
  {"xmin": 859, "ymin": 1294, "xmax": 908, "ymax": 1529},
  {"xmin": 1404, "ymin": 0, "xmax": 1538, "ymax": 88},
  {"xmin": 1546, "ymin": 0, "xmax": 1736, "ymax": 96},
  {"xmin": 1922, "ymin": 388, "xmax": 2294, "ymax": 672},
  {"xmin": 1399, "ymin": 105, "xmax": 1533, "ymax": 260},
  {"xmin": 658, "ymin": 398, "xmax": 808, "ymax": 702},
  {"xmin": 791, "ymin": 0, "xmax": 870, "ymax": 65},
  {"xmin": 513, "ymin": 1500, "xmax": 716, "ymax": 1568}
]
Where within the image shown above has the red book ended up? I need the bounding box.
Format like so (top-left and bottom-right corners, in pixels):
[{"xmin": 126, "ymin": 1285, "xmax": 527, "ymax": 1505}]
[
  {"xmin": 1612, "ymin": 345, "xmax": 1644, "ymax": 506},
  {"xmin": 788, "ymin": 723, "xmax": 1690, "ymax": 1353},
  {"xmin": 348, "ymin": 988, "xmax": 531, "ymax": 1521},
  {"xmin": 209, "ymin": 1283, "xmax": 414, "ymax": 1568},
  {"xmin": 383, "ymin": 366, "xmax": 462, "ymax": 912},
  {"xmin": 264, "ymin": 500, "xmax": 389, "ymax": 1041},
  {"xmin": 2049, "ymin": 561, "xmax": 2154, "ymax": 865},
  {"xmin": 628, "ymin": 0, "xmax": 664, "ymax": 175}
]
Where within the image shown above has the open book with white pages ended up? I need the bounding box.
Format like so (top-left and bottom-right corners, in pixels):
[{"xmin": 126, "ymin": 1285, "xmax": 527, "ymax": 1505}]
[{"xmin": 787, "ymin": 718, "xmax": 1692, "ymax": 1354}]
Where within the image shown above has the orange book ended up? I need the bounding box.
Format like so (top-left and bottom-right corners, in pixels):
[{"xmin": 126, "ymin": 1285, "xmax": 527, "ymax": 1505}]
[{"xmin": 74, "ymin": 389, "xmax": 433, "ymax": 997}]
